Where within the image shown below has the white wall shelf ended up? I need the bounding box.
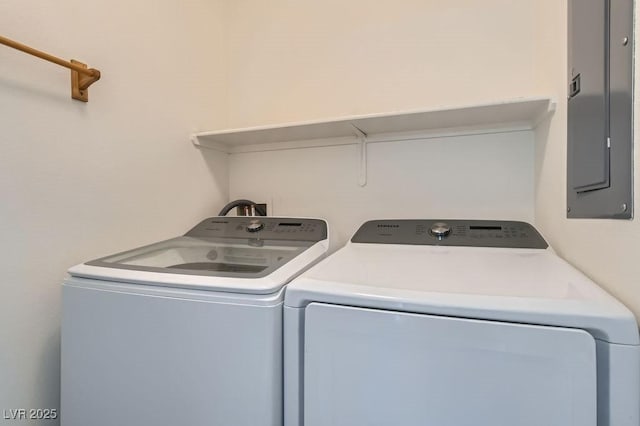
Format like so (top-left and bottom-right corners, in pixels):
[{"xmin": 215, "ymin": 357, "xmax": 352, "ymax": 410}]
[
  {"xmin": 191, "ymin": 97, "xmax": 556, "ymax": 155},
  {"xmin": 192, "ymin": 97, "xmax": 555, "ymax": 187}
]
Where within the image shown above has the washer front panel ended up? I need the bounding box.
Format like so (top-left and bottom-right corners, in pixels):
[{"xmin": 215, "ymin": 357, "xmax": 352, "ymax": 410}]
[{"xmin": 62, "ymin": 279, "xmax": 284, "ymax": 426}]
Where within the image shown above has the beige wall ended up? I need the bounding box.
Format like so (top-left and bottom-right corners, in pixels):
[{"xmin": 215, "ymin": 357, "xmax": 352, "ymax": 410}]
[
  {"xmin": 224, "ymin": 0, "xmax": 548, "ymax": 127},
  {"xmin": 534, "ymin": 1, "xmax": 640, "ymax": 319},
  {"xmin": 0, "ymin": 0, "xmax": 228, "ymax": 419}
]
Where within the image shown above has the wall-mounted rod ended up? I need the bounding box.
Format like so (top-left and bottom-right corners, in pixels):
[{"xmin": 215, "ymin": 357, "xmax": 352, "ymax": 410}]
[{"xmin": 0, "ymin": 34, "xmax": 101, "ymax": 102}]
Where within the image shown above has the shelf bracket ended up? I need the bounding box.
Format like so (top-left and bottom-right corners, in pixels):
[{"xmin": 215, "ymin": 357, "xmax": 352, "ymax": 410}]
[{"xmin": 351, "ymin": 124, "xmax": 368, "ymax": 187}]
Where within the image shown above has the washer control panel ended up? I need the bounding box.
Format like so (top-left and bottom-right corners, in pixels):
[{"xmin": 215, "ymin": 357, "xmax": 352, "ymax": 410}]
[
  {"xmin": 186, "ymin": 217, "xmax": 328, "ymax": 242},
  {"xmin": 351, "ymin": 220, "xmax": 548, "ymax": 249}
]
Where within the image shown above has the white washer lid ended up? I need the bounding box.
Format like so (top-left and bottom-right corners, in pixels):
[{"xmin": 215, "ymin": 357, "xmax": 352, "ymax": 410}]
[
  {"xmin": 69, "ymin": 217, "xmax": 329, "ymax": 294},
  {"xmin": 69, "ymin": 239, "xmax": 328, "ymax": 294},
  {"xmin": 285, "ymin": 243, "xmax": 639, "ymax": 345}
]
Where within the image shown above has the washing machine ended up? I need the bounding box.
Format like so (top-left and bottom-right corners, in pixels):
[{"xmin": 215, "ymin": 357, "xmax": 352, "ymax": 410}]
[
  {"xmin": 284, "ymin": 219, "xmax": 640, "ymax": 426},
  {"xmin": 61, "ymin": 216, "xmax": 328, "ymax": 426}
]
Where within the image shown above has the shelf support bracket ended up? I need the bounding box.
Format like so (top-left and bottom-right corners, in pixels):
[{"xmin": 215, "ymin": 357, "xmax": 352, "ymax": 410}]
[{"xmin": 351, "ymin": 124, "xmax": 368, "ymax": 187}]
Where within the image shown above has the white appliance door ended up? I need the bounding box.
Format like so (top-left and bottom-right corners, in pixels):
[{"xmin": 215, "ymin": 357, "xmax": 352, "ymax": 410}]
[
  {"xmin": 304, "ymin": 303, "xmax": 597, "ymax": 426},
  {"xmin": 62, "ymin": 281, "xmax": 282, "ymax": 426}
]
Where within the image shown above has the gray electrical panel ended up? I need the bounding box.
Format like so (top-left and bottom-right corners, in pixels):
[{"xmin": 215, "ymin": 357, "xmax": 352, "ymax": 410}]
[{"xmin": 567, "ymin": 0, "xmax": 633, "ymax": 219}]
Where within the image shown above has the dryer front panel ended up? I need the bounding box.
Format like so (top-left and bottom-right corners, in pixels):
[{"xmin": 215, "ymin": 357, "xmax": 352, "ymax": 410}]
[{"xmin": 304, "ymin": 303, "xmax": 596, "ymax": 426}]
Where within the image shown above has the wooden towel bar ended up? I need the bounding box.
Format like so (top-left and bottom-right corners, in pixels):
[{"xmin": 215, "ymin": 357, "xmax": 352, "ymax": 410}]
[{"xmin": 0, "ymin": 34, "xmax": 101, "ymax": 102}]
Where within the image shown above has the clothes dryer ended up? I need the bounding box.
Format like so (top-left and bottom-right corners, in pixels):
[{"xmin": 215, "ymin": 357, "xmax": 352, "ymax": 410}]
[
  {"xmin": 62, "ymin": 217, "xmax": 328, "ymax": 426},
  {"xmin": 284, "ymin": 220, "xmax": 639, "ymax": 426}
]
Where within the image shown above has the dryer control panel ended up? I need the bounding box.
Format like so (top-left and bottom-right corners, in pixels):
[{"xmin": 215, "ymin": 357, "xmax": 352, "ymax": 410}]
[{"xmin": 351, "ymin": 220, "xmax": 548, "ymax": 249}]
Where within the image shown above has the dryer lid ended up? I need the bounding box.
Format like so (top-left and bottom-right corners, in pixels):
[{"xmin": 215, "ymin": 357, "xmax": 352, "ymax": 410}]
[{"xmin": 285, "ymin": 242, "xmax": 639, "ymax": 345}]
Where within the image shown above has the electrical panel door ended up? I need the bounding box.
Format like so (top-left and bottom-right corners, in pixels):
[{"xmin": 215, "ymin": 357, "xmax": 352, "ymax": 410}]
[{"xmin": 567, "ymin": 0, "xmax": 633, "ymax": 218}]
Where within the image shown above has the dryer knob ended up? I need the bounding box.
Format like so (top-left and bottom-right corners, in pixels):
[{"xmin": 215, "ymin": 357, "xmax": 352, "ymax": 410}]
[
  {"xmin": 429, "ymin": 222, "xmax": 451, "ymax": 239},
  {"xmin": 246, "ymin": 220, "xmax": 264, "ymax": 233}
]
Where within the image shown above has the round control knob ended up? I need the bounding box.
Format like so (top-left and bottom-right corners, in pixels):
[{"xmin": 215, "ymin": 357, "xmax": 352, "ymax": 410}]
[
  {"xmin": 246, "ymin": 220, "xmax": 264, "ymax": 233},
  {"xmin": 429, "ymin": 222, "xmax": 451, "ymax": 239}
]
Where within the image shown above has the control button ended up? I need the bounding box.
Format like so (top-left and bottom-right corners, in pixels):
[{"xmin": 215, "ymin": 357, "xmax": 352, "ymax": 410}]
[
  {"xmin": 429, "ymin": 222, "xmax": 451, "ymax": 239},
  {"xmin": 246, "ymin": 220, "xmax": 264, "ymax": 233}
]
